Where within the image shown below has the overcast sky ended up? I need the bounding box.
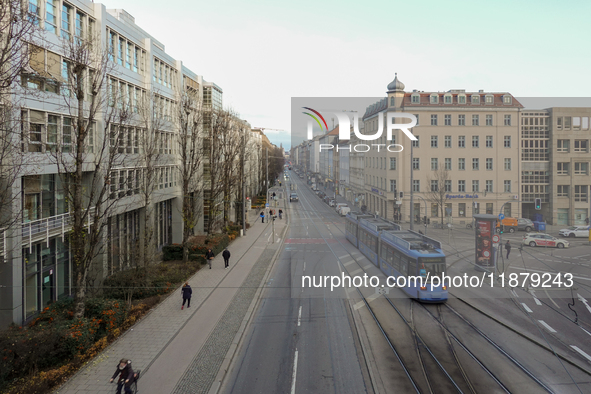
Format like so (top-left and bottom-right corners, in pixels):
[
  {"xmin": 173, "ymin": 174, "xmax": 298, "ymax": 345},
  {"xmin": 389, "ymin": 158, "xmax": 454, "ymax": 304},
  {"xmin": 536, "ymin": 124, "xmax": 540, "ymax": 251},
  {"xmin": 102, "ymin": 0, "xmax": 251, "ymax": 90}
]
[{"xmin": 108, "ymin": 0, "xmax": 591, "ymax": 150}]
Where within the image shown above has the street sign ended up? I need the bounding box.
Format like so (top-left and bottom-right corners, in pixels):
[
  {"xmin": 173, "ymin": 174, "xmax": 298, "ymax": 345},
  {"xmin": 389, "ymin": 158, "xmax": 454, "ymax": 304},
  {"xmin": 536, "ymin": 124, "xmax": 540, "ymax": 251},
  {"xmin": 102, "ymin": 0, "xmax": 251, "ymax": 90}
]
[
  {"xmin": 265, "ymin": 203, "xmax": 269, "ymax": 208},
  {"xmin": 396, "ymin": 201, "xmax": 402, "ymax": 205},
  {"xmin": 498, "ymin": 214, "xmax": 505, "ymax": 220},
  {"xmin": 492, "ymin": 234, "xmax": 500, "ymax": 244}
]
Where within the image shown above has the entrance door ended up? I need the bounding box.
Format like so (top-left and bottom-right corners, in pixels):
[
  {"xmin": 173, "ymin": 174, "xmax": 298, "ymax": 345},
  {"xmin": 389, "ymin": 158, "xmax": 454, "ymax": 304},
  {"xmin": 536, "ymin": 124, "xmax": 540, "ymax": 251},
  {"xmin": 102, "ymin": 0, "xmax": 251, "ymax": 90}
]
[
  {"xmin": 42, "ymin": 269, "xmax": 55, "ymax": 307},
  {"xmin": 575, "ymin": 209, "xmax": 588, "ymax": 225},
  {"xmin": 557, "ymin": 208, "xmax": 568, "ymax": 225}
]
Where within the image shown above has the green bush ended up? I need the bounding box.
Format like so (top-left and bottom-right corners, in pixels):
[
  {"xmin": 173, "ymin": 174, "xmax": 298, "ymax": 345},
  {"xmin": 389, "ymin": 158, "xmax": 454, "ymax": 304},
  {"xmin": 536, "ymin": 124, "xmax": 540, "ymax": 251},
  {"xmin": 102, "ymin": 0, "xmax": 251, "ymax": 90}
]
[{"xmin": 163, "ymin": 245, "xmax": 183, "ymax": 261}]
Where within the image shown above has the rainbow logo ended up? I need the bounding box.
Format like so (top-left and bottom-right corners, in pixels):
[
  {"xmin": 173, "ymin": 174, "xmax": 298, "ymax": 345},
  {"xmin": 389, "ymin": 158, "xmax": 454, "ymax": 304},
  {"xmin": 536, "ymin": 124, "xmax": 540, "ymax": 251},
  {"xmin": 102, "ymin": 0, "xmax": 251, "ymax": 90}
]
[{"xmin": 302, "ymin": 107, "xmax": 328, "ymax": 139}]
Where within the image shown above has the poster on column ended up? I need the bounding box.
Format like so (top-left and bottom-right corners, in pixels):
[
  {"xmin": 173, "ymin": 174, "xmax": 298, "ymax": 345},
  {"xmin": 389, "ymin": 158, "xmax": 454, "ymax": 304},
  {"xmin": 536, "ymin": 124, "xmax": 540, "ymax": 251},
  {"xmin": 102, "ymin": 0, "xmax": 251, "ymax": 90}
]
[{"xmin": 475, "ymin": 218, "xmax": 497, "ymax": 271}]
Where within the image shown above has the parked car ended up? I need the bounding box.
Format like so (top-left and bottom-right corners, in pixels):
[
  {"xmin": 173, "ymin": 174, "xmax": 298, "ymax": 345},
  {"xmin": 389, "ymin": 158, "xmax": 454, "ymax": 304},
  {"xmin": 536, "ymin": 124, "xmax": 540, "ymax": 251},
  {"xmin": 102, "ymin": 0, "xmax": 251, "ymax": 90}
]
[
  {"xmin": 290, "ymin": 193, "xmax": 299, "ymax": 202},
  {"xmin": 522, "ymin": 233, "xmax": 569, "ymax": 248},
  {"xmin": 318, "ymin": 192, "xmax": 326, "ymax": 199},
  {"xmin": 335, "ymin": 203, "xmax": 348, "ymax": 213},
  {"xmin": 559, "ymin": 226, "xmax": 590, "ymax": 238},
  {"xmin": 517, "ymin": 218, "xmax": 535, "ymax": 232},
  {"xmin": 496, "ymin": 217, "xmax": 518, "ymax": 233},
  {"xmin": 329, "ymin": 199, "xmax": 335, "ymax": 207},
  {"xmin": 323, "ymin": 196, "xmax": 330, "ymax": 204}
]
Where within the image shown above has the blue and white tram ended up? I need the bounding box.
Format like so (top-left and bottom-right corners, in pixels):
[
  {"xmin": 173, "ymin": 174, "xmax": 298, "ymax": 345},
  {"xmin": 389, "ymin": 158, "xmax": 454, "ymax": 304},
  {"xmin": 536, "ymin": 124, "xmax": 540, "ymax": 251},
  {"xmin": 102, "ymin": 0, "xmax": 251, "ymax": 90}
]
[
  {"xmin": 357, "ymin": 218, "xmax": 400, "ymax": 266},
  {"xmin": 379, "ymin": 230, "xmax": 448, "ymax": 302},
  {"xmin": 345, "ymin": 213, "xmax": 374, "ymax": 248}
]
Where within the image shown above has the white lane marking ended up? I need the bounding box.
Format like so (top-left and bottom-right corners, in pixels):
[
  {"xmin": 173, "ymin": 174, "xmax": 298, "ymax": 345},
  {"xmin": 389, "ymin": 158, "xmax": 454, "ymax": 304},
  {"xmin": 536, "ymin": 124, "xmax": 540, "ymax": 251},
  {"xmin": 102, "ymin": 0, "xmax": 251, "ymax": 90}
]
[
  {"xmin": 366, "ymin": 293, "xmax": 380, "ymax": 303},
  {"xmin": 511, "ymin": 266, "xmax": 591, "ymax": 281},
  {"xmin": 571, "ymin": 346, "xmax": 591, "ymax": 362},
  {"xmin": 577, "ymin": 294, "xmax": 591, "ymax": 315},
  {"xmin": 344, "ymin": 260, "xmax": 355, "ymax": 267},
  {"xmin": 353, "ymin": 301, "xmax": 365, "ymax": 310},
  {"xmin": 538, "ymin": 320, "xmax": 557, "ymax": 333},
  {"xmin": 511, "ymin": 289, "xmax": 519, "ymax": 298},
  {"xmin": 580, "ymin": 327, "xmax": 591, "ymax": 337},
  {"xmin": 521, "ymin": 303, "xmax": 533, "ymax": 313},
  {"xmin": 291, "ymin": 349, "xmax": 299, "ymax": 394},
  {"xmin": 303, "ymin": 262, "xmax": 306, "ymax": 271},
  {"xmin": 350, "ymin": 268, "xmax": 363, "ymax": 276},
  {"xmin": 544, "ymin": 288, "xmax": 561, "ymax": 309},
  {"xmin": 298, "ymin": 306, "xmax": 302, "ymax": 326},
  {"xmin": 529, "ymin": 290, "xmax": 543, "ymax": 305}
]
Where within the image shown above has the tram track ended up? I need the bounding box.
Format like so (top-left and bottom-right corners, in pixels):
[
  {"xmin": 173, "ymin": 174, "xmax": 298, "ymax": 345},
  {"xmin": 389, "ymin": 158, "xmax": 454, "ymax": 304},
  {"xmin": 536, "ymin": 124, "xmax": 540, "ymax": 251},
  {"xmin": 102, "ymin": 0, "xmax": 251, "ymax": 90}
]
[{"xmin": 292, "ymin": 178, "xmax": 567, "ymax": 393}]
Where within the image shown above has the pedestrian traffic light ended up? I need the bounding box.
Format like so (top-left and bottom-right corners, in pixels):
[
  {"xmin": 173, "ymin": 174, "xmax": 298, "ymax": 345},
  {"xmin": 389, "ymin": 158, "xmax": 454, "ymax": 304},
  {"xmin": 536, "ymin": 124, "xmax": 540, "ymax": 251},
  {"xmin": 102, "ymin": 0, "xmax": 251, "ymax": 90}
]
[
  {"xmin": 534, "ymin": 198, "xmax": 541, "ymax": 210},
  {"xmin": 399, "ymin": 191, "xmax": 404, "ymax": 199},
  {"xmin": 423, "ymin": 216, "xmax": 427, "ymax": 224}
]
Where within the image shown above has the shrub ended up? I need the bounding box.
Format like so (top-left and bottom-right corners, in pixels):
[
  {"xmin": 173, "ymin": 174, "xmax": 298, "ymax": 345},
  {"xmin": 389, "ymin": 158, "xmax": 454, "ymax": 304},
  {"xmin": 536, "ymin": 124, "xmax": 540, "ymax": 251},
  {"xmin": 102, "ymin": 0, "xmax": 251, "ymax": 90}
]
[{"xmin": 163, "ymin": 245, "xmax": 183, "ymax": 261}]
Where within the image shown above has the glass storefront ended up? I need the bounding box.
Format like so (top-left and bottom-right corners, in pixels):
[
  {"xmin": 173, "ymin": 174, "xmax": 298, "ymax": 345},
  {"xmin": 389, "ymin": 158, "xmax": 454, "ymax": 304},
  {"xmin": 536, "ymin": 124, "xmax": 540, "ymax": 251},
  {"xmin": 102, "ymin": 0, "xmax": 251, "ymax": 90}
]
[
  {"xmin": 557, "ymin": 208, "xmax": 569, "ymax": 226},
  {"xmin": 574, "ymin": 208, "xmax": 588, "ymax": 225}
]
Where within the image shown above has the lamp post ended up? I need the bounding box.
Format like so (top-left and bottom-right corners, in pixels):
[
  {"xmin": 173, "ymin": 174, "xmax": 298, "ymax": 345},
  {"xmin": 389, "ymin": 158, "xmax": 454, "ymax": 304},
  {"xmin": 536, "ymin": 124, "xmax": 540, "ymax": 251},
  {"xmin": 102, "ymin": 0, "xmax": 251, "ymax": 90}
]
[
  {"xmin": 410, "ymin": 141, "xmax": 414, "ymax": 230},
  {"xmin": 415, "ymin": 195, "xmax": 428, "ymax": 235}
]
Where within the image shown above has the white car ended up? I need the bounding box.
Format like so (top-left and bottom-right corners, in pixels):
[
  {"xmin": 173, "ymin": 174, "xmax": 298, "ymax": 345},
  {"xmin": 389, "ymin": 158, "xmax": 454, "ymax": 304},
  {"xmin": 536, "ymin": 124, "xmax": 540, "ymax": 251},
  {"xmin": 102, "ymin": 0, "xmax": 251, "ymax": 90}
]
[
  {"xmin": 522, "ymin": 233, "xmax": 569, "ymax": 248},
  {"xmin": 558, "ymin": 226, "xmax": 590, "ymax": 238},
  {"xmin": 335, "ymin": 203, "xmax": 348, "ymax": 213}
]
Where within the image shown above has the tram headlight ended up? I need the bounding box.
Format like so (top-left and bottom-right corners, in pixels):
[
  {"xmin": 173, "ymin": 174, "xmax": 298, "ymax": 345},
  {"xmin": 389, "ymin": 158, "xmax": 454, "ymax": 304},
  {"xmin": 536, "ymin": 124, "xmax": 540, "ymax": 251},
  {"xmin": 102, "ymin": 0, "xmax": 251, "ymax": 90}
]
[
  {"xmin": 420, "ymin": 286, "xmax": 426, "ymax": 290},
  {"xmin": 442, "ymin": 286, "xmax": 447, "ymax": 290}
]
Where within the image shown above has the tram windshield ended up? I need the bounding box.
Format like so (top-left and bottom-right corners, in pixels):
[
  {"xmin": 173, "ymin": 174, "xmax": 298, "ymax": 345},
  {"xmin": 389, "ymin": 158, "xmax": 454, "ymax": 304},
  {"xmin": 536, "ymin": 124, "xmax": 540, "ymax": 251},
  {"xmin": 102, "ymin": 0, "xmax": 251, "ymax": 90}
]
[{"xmin": 419, "ymin": 261, "xmax": 445, "ymax": 282}]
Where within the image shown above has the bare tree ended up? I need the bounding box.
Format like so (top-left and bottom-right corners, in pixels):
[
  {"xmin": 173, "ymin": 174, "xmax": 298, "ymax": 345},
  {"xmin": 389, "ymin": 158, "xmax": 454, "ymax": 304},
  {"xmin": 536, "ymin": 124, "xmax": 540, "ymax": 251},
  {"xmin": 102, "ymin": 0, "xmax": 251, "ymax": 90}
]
[
  {"xmin": 175, "ymin": 88, "xmax": 204, "ymax": 261},
  {"xmin": 426, "ymin": 165, "xmax": 451, "ymax": 227},
  {"xmin": 50, "ymin": 33, "xmax": 132, "ymax": 318}
]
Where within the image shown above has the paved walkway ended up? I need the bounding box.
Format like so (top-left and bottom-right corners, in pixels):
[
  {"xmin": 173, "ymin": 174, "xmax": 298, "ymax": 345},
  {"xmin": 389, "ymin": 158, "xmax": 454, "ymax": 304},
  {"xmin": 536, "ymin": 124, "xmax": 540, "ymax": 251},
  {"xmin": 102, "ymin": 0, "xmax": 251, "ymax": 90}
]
[{"xmin": 56, "ymin": 189, "xmax": 287, "ymax": 394}]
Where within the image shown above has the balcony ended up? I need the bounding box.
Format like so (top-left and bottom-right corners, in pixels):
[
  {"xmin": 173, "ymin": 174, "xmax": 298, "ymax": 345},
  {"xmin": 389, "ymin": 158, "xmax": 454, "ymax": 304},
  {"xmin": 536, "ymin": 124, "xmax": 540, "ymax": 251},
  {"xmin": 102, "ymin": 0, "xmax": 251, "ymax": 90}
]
[{"xmin": 21, "ymin": 208, "xmax": 95, "ymax": 249}]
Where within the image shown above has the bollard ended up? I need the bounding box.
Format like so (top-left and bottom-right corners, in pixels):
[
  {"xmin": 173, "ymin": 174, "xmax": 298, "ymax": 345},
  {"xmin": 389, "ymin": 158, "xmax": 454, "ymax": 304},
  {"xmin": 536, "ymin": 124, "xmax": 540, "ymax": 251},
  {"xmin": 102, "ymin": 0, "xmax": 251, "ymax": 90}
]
[{"xmin": 240, "ymin": 229, "xmax": 244, "ymax": 237}]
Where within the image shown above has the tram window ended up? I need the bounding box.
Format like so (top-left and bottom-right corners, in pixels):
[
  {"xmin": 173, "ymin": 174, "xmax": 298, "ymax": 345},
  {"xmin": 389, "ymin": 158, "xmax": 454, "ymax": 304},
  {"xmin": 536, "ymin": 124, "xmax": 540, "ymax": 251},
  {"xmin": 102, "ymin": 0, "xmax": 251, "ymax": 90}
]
[
  {"xmin": 422, "ymin": 262, "xmax": 445, "ymax": 281},
  {"xmin": 387, "ymin": 246, "xmax": 394, "ymax": 265},
  {"xmin": 408, "ymin": 259, "xmax": 417, "ymax": 276},
  {"xmin": 400, "ymin": 257, "xmax": 408, "ymax": 275}
]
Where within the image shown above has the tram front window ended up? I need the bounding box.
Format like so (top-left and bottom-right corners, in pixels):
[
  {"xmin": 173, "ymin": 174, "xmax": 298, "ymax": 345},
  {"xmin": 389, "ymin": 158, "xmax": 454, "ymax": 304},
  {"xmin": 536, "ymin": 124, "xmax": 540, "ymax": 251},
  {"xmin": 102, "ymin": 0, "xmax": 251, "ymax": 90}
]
[{"xmin": 419, "ymin": 262, "xmax": 445, "ymax": 282}]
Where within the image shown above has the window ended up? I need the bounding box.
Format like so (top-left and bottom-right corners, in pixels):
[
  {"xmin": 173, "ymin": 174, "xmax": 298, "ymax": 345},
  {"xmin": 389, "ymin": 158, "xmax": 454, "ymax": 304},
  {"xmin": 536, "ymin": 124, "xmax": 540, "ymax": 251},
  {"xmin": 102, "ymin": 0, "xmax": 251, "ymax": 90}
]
[
  {"xmin": 75, "ymin": 11, "xmax": 84, "ymax": 42},
  {"xmin": 411, "ymin": 94, "xmax": 420, "ymax": 103},
  {"xmin": 458, "ymin": 158, "xmax": 465, "ymax": 170},
  {"xmin": 413, "ymin": 180, "xmax": 420, "ymax": 192},
  {"xmin": 458, "ymin": 180, "xmax": 466, "ymax": 192},
  {"xmin": 575, "ymin": 185, "xmax": 588, "ymax": 202},
  {"xmin": 574, "ymin": 140, "xmax": 588, "ymax": 152},
  {"xmin": 458, "ymin": 95, "xmax": 466, "ymax": 104},
  {"xmin": 431, "ymin": 158, "xmax": 438, "ymax": 170},
  {"xmin": 486, "ymin": 158, "xmax": 493, "ymax": 170},
  {"xmin": 486, "ymin": 114, "xmax": 493, "ymax": 126},
  {"xmin": 471, "ymin": 135, "xmax": 480, "ymax": 148},
  {"xmin": 472, "ymin": 180, "xmax": 479, "ymax": 192},
  {"xmin": 444, "ymin": 135, "xmax": 451, "ymax": 148},
  {"xmin": 431, "ymin": 135, "xmax": 438, "ymax": 147},
  {"xmin": 125, "ymin": 43, "xmax": 132, "ymax": 69},
  {"xmin": 574, "ymin": 162, "xmax": 588, "ymax": 175},
  {"xmin": 458, "ymin": 135, "xmax": 465, "ymax": 148},
  {"xmin": 445, "ymin": 180, "xmax": 452, "ymax": 192},
  {"xmin": 557, "ymin": 162, "xmax": 569, "ymax": 175},
  {"xmin": 504, "ymin": 115, "xmax": 511, "ymax": 126},
  {"xmin": 46, "ymin": 115, "xmax": 58, "ymax": 152},
  {"xmin": 503, "ymin": 95, "xmax": 512, "ymax": 105},
  {"xmin": 431, "ymin": 180, "xmax": 438, "ymax": 192},
  {"xmin": 472, "ymin": 114, "xmax": 479, "ymax": 126},
  {"xmin": 445, "ymin": 203, "xmax": 452, "ymax": 216},
  {"xmin": 471, "ymin": 95, "xmax": 480, "ymax": 104},
  {"xmin": 504, "ymin": 158, "xmax": 511, "ymax": 170},
  {"xmin": 412, "ymin": 158, "xmax": 420, "ymax": 170},
  {"xmin": 390, "ymin": 157, "xmax": 396, "ymax": 170},
  {"xmin": 485, "ymin": 95, "xmax": 494, "ymax": 104},
  {"xmin": 431, "ymin": 203, "xmax": 439, "ymax": 217},
  {"xmin": 565, "ymin": 117, "xmax": 572, "ymax": 128},
  {"xmin": 485, "ymin": 135, "xmax": 493, "ymax": 148},
  {"xmin": 430, "ymin": 94, "xmax": 439, "ymax": 104},
  {"xmin": 62, "ymin": 117, "xmax": 72, "ymax": 153},
  {"xmin": 557, "ymin": 117, "xmax": 563, "ymax": 129},
  {"xmin": 390, "ymin": 180, "xmax": 396, "ymax": 192},
  {"xmin": 557, "ymin": 139, "xmax": 569, "ymax": 152},
  {"xmin": 472, "ymin": 158, "xmax": 479, "ymax": 170},
  {"xmin": 458, "ymin": 114, "xmax": 465, "ymax": 126},
  {"xmin": 557, "ymin": 185, "xmax": 569, "ymax": 197},
  {"xmin": 29, "ymin": 0, "xmax": 41, "ymax": 25},
  {"xmin": 504, "ymin": 180, "xmax": 511, "ymax": 192},
  {"xmin": 459, "ymin": 203, "xmax": 466, "ymax": 217},
  {"xmin": 412, "ymin": 135, "xmax": 419, "ymax": 148},
  {"xmin": 108, "ymin": 31, "xmax": 116, "ymax": 61},
  {"xmin": 444, "ymin": 114, "xmax": 451, "ymax": 126},
  {"xmin": 504, "ymin": 136, "xmax": 511, "ymax": 148},
  {"xmin": 61, "ymin": 4, "xmax": 71, "ymax": 40},
  {"xmin": 118, "ymin": 38, "xmax": 124, "ymax": 66},
  {"xmin": 45, "ymin": 0, "xmax": 57, "ymax": 33},
  {"xmin": 444, "ymin": 158, "xmax": 451, "ymax": 170},
  {"xmin": 431, "ymin": 114, "xmax": 438, "ymax": 126},
  {"xmin": 486, "ymin": 180, "xmax": 493, "ymax": 192},
  {"xmin": 444, "ymin": 94, "xmax": 452, "ymax": 104},
  {"xmin": 486, "ymin": 203, "xmax": 493, "ymax": 215},
  {"xmin": 414, "ymin": 114, "xmax": 419, "ymax": 126}
]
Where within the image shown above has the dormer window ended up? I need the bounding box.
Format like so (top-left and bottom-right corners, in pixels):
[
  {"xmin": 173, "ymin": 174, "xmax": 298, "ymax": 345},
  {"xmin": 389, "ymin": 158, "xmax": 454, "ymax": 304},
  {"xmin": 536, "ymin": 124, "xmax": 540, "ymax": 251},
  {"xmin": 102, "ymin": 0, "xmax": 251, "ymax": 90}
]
[
  {"xmin": 411, "ymin": 94, "xmax": 420, "ymax": 104},
  {"xmin": 503, "ymin": 95, "xmax": 512, "ymax": 105},
  {"xmin": 485, "ymin": 95, "xmax": 494, "ymax": 104},
  {"xmin": 471, "ymin": 95, "xmax": 480, "ymax": 104},
  {"xmin": 390, "ymin": 97, "xmax": 394, "ymax": 106},
  {"xmin": 458, "ymin": 94, "xmax": 466, "ymax": 104},
  {"xmin": 444, "ymin": 94, "xmax": 452, "ymax": 104},
  {"xmin": 430, "ymin": 94, "xmax": 439, "ymax": 104}
]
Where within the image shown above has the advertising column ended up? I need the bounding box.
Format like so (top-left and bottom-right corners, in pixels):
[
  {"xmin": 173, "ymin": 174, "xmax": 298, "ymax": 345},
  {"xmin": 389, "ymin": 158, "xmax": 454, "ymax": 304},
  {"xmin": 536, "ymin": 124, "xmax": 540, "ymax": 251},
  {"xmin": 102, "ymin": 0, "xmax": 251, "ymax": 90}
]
[{"xmin": 474, "ymin": 214, "xmax": 498, "ymax": 272}]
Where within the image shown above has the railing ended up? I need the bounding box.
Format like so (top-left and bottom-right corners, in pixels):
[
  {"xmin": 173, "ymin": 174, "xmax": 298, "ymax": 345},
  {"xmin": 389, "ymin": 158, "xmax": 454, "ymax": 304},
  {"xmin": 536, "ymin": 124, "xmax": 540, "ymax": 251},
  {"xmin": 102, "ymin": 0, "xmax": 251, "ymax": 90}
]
[{"xmin": 21, "ymin": 208, "xmax": 96, "ymax": 249}]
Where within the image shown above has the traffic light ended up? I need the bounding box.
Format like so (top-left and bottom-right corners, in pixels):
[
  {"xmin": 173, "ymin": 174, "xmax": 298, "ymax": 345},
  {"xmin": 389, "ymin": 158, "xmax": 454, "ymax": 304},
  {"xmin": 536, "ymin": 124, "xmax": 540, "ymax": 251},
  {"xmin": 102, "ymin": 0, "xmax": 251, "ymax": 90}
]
[
  {"xmin": 399, "ymin": 191, "xmax": 404, "ymax": 199},
  {"xmin": 534, "ymin": 198, "xmax": 541, "ymax": 210},
  {"xmin": 423, "ymin": 216, "xmax": 427, "ymax": 224}
]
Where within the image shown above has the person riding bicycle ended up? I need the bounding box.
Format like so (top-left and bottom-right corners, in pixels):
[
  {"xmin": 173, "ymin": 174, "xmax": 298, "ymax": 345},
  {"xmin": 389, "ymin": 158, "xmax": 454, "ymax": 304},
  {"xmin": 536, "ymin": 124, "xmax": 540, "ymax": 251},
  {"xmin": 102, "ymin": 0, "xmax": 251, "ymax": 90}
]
[{"xmin": 109, "ymin": 358, "xmax": 135, "ymax": 394}]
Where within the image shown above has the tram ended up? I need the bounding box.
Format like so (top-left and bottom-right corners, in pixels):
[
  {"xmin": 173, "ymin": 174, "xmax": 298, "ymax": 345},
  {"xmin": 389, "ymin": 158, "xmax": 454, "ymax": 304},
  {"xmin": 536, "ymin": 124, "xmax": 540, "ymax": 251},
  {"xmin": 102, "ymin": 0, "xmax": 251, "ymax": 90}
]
[
  {"xmin": 357, "ymin": 217, "xmax": 400, "ymax": 266},
  {"xmin": 345, "ymin": 212, "xmax": 374, "ymax": 248}
]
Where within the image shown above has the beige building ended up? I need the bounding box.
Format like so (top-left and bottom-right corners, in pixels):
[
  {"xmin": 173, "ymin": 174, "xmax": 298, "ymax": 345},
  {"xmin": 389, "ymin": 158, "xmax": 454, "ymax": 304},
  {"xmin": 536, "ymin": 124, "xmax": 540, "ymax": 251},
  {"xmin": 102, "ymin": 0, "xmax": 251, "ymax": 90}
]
[{"xmin": 362, "ymin": 75, "xmax": 522, "ymax": 226}]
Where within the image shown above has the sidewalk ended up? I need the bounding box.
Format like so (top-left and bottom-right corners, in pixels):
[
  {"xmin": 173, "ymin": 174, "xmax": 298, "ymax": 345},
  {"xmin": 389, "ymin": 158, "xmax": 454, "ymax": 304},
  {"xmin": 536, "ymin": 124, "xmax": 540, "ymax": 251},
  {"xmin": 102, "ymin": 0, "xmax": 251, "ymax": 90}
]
[{"xmin": 56, "ymin": 195, "xmax": 287, "ymax": 394}]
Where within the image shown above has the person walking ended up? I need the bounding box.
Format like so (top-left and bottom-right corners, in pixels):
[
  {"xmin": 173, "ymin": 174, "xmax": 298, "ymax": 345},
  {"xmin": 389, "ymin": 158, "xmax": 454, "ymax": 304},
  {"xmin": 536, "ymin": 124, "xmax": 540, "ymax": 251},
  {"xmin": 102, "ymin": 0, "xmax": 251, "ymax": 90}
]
[
  {"xmin": 586, "ymin": 217, "xmax": 590, "ymax": 226},
  {"xmin": 222, "ymin": 247, "xmax": 231, "ymax": 269},
  {"xmin": 205, "ymin": 248, "xmax": 214, "ymax": 269},
  {"xmin": 260, "ymin": 211, "xmax": 265, "ymax": 223},
  {"xmin": 278, "ymin": 209, "xmax": 283, "ymax": 219},
  {"xmin": 181, "ymin": 282, "xmax": 192, "ymax": 309},
  {"xmin": 109, "ymin": 359, "xmax": 135, "ymax": 394},
  {"xmin": 505, "ymin": 240, "xmax": 511, "ymax": 259}
]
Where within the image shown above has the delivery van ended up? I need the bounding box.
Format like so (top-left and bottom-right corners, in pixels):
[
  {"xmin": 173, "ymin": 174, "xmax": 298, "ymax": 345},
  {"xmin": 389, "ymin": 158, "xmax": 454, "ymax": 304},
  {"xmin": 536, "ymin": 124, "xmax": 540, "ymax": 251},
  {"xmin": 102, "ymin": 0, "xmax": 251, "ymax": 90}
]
[{"xmin": 496, "ymin": 217, "xmax": 518, "ymax": 233}]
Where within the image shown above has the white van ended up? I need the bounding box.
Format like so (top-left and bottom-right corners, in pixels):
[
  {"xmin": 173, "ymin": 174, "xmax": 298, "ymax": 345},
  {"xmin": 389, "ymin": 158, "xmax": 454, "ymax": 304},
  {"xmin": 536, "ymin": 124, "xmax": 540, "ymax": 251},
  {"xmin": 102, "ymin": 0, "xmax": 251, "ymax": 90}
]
[
  {"xmin": 335, "ymin": 203, "xmax": 348, "ymax": 213},
  {"xmin": 339, "ymin": 206, "xmax": 351, "ymax": 216}
]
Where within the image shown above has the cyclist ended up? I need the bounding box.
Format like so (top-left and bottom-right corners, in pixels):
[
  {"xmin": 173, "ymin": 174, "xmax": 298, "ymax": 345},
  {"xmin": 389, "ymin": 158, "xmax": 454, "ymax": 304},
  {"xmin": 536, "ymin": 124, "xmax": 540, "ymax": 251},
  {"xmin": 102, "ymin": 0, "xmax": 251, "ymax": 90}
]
[{"xmin": 109, "ymin": 358, "xmax": 135, "ymax": 394}]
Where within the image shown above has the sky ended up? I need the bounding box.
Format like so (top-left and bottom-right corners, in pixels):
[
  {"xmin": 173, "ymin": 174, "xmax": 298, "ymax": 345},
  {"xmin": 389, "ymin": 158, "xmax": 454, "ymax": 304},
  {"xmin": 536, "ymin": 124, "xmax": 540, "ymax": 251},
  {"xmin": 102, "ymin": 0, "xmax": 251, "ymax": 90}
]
[{"xmin": 105, "ymin": 0, "xmax": 591, "ymax": 150}]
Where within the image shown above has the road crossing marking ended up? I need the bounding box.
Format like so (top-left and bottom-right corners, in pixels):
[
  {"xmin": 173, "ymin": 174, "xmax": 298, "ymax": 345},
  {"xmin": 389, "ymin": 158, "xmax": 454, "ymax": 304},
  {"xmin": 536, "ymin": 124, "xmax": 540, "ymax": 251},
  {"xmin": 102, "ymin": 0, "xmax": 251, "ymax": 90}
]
[
  {"xmin": 521, "ymin": 303, "xmax": 533, "ymax": 313},
  {"xmin": 538, "ymin": 320, "xmax": 556, "ymax": 333},
  {"xmin": 350, "ymin": 268, "xmax": 363, "ymax": 276},
  {"xmin": 571, "ymin": 346, "xmax": 591, "ymax": 362},
  {"xmin": 344, "ymin": 260, "xmax": 355, "ymax": 267},
  {"xmin": 577, "ymin": 294, "xmax": 591, "ymax": 315},
  {"xmin": 529, "ymin": 290, "xmax": 543, "ymax": 305}
]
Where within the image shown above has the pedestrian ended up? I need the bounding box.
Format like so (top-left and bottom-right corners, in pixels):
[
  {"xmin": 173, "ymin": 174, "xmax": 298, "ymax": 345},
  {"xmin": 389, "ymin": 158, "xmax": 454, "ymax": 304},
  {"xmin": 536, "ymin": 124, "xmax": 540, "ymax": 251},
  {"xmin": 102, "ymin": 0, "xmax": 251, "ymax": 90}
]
[
  {"xmin": 181, "ymin": 281, "xmax": 192, "ymax": 309},
  {"xmin": 279, "ymin": 209, "xmax": 283, "ymax": 219},
  {"xmin": 222, "ymin": 247, "xmax": 231, "ymax": 269},
  {"xmin": 205, "ymin": 248, "xmax": 214, "ymax": 269},
  {"xmin": 109, "ymin": 359, "xmax": 135, "ymax": 394},
  {"xmin": 260, "ymin": 211, "xmax": 265, "ymax": 223},
  {"xmin": 586, "ymin": 217, "xmax": 590, "ymax": 226},
  {"xmin": 272, "ymin": 192, "xmax": 276, "ymax": 198},
  {"xmin": 505, "ymin": 240, "xmax": 511, "ymax": 259}
]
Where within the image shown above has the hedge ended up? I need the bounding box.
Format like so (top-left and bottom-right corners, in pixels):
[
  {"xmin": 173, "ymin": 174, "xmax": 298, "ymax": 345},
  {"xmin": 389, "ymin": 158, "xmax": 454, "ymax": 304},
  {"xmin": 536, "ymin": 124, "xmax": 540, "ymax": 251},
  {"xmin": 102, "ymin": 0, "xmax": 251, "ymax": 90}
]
[{"xmin": 163, "ymin": 234, "xmax": 230, "ymax": 261}]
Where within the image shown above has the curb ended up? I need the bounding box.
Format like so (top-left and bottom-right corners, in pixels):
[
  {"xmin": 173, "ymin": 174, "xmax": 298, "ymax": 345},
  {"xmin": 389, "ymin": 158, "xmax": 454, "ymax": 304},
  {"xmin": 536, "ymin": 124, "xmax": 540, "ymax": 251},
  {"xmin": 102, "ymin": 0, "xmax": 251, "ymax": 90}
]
[{"xmin": 209, "ymin": 210, "xmax": 289, "ymax": 394}]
